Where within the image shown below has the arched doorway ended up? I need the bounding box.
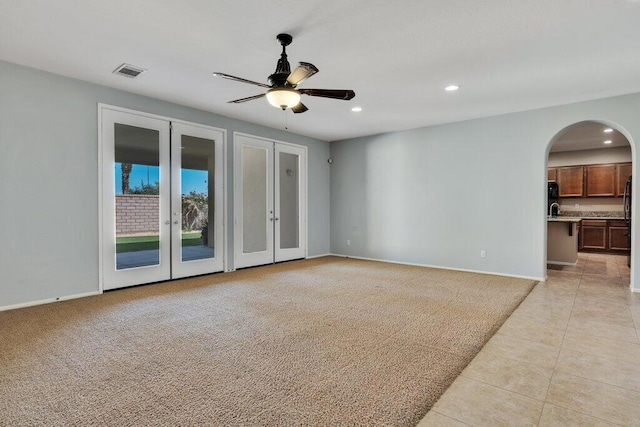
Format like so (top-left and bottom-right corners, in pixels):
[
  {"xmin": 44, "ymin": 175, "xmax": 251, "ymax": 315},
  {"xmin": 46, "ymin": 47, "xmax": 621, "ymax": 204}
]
[{"xmin": 545, "ymin": 120, "xmax": 633, "ymax": 289}]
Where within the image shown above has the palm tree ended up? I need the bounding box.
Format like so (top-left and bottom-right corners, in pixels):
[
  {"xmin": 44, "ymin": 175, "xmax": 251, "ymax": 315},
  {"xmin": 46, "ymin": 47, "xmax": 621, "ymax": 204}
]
[{"xmin": 121, "ymin": 162, "xmax": 132, "ymax": 194}]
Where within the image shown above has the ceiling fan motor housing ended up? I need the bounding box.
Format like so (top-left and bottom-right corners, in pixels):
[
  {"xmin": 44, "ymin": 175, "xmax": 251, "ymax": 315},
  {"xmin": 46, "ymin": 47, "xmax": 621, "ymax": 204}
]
[{"xmin": 269, "ymin": 33, "xmax": 294, "ymax": 87}]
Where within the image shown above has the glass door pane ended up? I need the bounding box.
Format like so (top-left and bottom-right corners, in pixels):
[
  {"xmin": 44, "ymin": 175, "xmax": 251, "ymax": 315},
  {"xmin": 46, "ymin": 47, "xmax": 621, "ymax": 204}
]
[
  {"xmin": 114, "ymin": 123, "xmax": 161, "ymax": 270},
  {"xmin": 278, "ymin": 152, "xmax": 299, "ymax": 249},
  {"xmin": 274, "ymin": 143, "xmax": 306, "ymax": 263},
  {"xmin": 180, "ymin": 135, "xmax": 215, "ymax": 262},
  {"xmin": 242, "ymin": 146, "xmax": 268, "ymax": 253},
  {"xmin": 234, "ymin": 135, "xmax": 274, "ymax": 269},
  {"xmin": 101, "ymin": 107, "xmax": 171, "ymax": 291},
  {"xmin": 170, "ymin": 122, "xmax": 225, "ymax": 279}
]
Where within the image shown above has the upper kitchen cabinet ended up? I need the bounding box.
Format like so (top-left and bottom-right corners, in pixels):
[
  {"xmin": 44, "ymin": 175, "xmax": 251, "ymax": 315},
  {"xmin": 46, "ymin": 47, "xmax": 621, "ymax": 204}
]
[
  {"xmin": 616, "ymin": 162, "xmax": 632, "ymax": 196},
  {"xmin": 557, "ymin": 166, "xmax": 584, "ymax": 197},
  {"xmin": 547, "ymin": 168, "xmax": 557, "ymax": 182},
  {"xmin": 585, "ymin": 164, "xmax": 616, "ymax": 197}
]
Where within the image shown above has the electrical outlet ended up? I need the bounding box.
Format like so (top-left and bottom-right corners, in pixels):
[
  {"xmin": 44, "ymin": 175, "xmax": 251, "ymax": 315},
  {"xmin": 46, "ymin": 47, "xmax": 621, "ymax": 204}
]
[
  {"xmin": 346, "ymin": 240, "xmax": 351, "ymax": 246},
  {"xmin": 575, "ymin": 203, "xmax": 580, "ymax": 208},
  {"xmin": 480, "ymin": 250, "xmax": 486, "ymax": 258}
]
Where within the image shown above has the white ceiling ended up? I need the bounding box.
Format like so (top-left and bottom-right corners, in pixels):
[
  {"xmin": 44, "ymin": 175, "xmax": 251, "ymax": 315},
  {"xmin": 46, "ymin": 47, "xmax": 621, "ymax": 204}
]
[
  {"xmin": 2, "ymin": 0, "xmax": 640, "ymax": 142},
  {"xmin": 550, "ymin": 121, "xmax": 630, "ymax": 152}
]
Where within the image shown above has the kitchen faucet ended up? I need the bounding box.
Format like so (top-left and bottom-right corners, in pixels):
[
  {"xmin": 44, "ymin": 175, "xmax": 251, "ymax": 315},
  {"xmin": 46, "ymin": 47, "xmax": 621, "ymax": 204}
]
[{"xmin": 549, "ymin": 202, "xmax": 560, "ymax": 218}]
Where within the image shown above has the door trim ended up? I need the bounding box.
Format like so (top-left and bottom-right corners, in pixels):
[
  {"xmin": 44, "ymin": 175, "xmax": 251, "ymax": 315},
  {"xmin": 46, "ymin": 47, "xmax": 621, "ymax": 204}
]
[
  {"xmin": 274, "ymin": 142, "xmax": 307, "ymax": 262},
  {"xmin": 100, "ymin": 108, "xmax": 171, "ymax": 290},
  {"xmin": 232, "ymin": 132, "xmax": 308, "ymax": 270},
  {"xmin": 98, "ymin": 104, "xmax": 228, "ymax": 291},
  {"xmin": 170, "ymin": 121, "xmax": 226, "ymax": 278},
  {"xmin": 233, "ymin": 134, "xmax": 275, "ymax": 269}
]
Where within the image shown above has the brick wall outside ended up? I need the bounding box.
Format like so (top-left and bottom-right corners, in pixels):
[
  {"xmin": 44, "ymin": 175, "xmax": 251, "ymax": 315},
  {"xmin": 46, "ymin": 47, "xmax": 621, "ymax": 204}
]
[{"xmin": 115, "ymin": 194, "xmax": 159, "ymax": 235}]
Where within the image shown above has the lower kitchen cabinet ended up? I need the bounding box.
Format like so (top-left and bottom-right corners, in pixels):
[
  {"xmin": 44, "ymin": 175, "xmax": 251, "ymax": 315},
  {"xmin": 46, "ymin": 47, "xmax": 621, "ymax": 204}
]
[
  {"xmin": 580, "ymin": 220, "xmax": 607, "ymax": 250},
  {"xmin": 609, "ymin": 220, "xmax": 631, "ymax": 251},
  {"xmin": 579, "ymin": 219, "xmax": 630, "ymax": 253}
]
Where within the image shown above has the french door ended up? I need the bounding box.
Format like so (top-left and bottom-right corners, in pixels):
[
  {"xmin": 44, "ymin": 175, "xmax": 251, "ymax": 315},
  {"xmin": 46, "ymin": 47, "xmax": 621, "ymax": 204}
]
[
  {"xmin": 100, "ymin": 106, "xmax": 225, "ymax": 290},
  {"xmin": 233, "ymin": 133, "xmax": 307, "ymax": 269}
]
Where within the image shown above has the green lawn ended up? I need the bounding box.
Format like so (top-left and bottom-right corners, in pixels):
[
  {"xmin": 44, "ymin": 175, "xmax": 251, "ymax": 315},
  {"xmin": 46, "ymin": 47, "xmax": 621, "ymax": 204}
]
[{"xmin": 116, "ymin": 232, "xmax": 203, "ymax": 253}]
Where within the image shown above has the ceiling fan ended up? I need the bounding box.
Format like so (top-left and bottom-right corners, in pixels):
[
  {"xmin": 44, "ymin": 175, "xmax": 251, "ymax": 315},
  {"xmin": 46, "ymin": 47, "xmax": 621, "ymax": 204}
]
[{"xmin": 213, "ymin": 33, "xmax": 355, "ymax": 113}]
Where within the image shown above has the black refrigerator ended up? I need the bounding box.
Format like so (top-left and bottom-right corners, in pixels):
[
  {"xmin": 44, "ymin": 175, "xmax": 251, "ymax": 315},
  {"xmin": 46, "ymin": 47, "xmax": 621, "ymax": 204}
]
[{"xmin": 624, "ymin": 175, "xmax": 632, "ymax": 267}]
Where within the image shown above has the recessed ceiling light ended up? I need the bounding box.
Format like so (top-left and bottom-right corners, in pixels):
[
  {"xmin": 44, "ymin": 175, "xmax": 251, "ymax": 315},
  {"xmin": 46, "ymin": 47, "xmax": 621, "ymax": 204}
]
[
  {"xmin": 351, "ymin": 107, "xmax": 362, "ymax": 112},
  {"xmin": 603, "ymin": 128, "xmax": 613, "ymax": 133},
  {"xmin": 445, "ymin": 85, "xmax": 460, "ymax": 92},
  {"xmin": 604, "ymin": 140, "xmax": 613, "ymax": 144}
]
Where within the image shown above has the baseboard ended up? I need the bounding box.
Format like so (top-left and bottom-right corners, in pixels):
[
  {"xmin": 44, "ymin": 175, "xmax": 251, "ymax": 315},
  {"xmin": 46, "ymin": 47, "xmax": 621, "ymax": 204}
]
[
  {"xmin": 547, "ymin": 260, "xmax": 578, "ymax": 266},
  {"xmin": 330, "ymin": 253, "xmax": 545, "ymax": 282},
  {"xmin": 306, "ymin": 253, "xmax": 332, "ymax": 259},
  {"xmin": 0, "ymin": 290, "xmax": 102, "ymax": 312}
]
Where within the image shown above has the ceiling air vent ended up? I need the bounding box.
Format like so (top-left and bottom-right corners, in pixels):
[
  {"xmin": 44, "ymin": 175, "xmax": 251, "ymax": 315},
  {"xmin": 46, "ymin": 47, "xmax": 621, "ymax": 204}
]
[{"xmin": 113, "ymin": 63, "xmax": 147, "ymax": 78}]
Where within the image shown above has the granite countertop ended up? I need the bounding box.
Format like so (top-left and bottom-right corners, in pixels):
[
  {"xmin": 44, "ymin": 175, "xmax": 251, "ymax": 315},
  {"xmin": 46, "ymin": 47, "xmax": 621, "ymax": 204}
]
[
  {"xmin": 547, "ymin": 217, "xmax": 582, "ymax": 222},
  {"xmin": 580, "ymin": 217, "xmax": 625, "ymax": 220},
  {"xmin": 558, "ymin": 210, "xmax": 624, "ymax": 219},
  {"xmin": 547, "ymin": 210, "xmax": 624, "ymax": 222}
]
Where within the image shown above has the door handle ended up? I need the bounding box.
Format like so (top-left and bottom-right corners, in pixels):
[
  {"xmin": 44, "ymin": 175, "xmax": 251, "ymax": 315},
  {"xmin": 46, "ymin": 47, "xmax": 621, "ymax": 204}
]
[
  {"xmin": 274, "ymin": 217, "xmax": 279, "ymax": 221},
  {"xmin": 173, "ymin": 220, "xmax": 179, "ymax": 224},
  {"xmin": 164, "ymin": 220, "xmax": 170, "ymax": 225}
]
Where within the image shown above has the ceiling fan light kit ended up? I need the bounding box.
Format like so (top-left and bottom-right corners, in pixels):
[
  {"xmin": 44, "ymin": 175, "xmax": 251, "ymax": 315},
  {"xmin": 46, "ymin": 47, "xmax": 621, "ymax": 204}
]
[
  {"xmin": 266, "ymin": 87, "xmax": 301, "ymax": 110},
  {"xmin": 214, "ymin": 33, "xmax": 355, "ymax": 114}
]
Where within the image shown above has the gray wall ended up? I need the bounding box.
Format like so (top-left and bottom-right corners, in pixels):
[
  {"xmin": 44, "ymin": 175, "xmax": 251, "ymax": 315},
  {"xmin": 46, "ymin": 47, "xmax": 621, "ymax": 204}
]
[
  {"xmin": 330, "ymin": 93, "xmax": 640, "ymax": 289},
  {"xmin": 0, "ymin": 60, "xmax": 330, "ymax": 308}
]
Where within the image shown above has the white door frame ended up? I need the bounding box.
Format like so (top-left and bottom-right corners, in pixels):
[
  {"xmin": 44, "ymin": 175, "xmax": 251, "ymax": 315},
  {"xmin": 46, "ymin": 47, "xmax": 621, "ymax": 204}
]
[
  {"xmin": 274, "ymin": 142, "xmax": 307, "ymax": 262},
  {"xmin": 100, "ymin": 107, "xmax": 171, "ymax": 290},
  {"xmin": 170, "ymin": 121, "xmax": 226, "ymax": 278},
  {"xmin": 233, "ymin": 134, "xmax": 275, "ymax": 269},
  {"xmin": 233, "ymin": 132, "xmax": 307, "ymax": 269},
  {"xmin": 98, "ymin": 104, "xmax": 227, "ymax": 291}
]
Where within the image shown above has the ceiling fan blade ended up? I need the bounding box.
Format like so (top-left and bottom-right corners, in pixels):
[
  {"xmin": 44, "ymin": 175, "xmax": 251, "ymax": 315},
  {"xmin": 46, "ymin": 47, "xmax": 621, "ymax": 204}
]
[
  {"xmin": 213, "ymin": 72, "xmax": 271, "ymax": 89},
  {"xmin": 299, "ymin": 89, "xmax": 355, "ymax": 100},
  {"xmin": 286, "ymin": 62, "xmax": 319, "ymax": 87},
  {"xmin": 227, "ymin": 93, "xmax": 266, "ymax": 104},
  {"xmin": 291, "ymin": 102, "xmax": 308, "ymax": 114}
]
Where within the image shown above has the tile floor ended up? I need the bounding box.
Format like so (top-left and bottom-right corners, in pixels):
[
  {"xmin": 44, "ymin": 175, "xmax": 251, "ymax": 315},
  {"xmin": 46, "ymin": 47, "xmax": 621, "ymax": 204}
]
[{"xmin": 419, "ymin": 253, "xmax": 640, "ymax": 426}]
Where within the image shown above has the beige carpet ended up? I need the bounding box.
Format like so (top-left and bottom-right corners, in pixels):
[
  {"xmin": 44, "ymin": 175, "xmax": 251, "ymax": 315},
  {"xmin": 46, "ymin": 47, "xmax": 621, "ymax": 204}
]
[{"xmin": 0, "ymin": 256, "xmax": 536, "ymax": 426}]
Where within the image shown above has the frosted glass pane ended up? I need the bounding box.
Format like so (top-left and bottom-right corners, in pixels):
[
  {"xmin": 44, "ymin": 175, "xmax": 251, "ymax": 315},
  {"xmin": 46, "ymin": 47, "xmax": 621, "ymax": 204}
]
[
  {"xmin": 242, "ymin": 147, "xmax": 267, "ymax": 253},
  {"xmin": 279, "ymin": 152, "xmax": 299, "ymax": 249}
]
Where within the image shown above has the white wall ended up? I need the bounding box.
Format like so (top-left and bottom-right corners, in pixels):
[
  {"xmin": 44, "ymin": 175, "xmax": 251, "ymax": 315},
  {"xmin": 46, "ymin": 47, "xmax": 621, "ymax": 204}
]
[
  {"xmin": 330, "ymin": 93, "xmax": 640, "ymax": 289},
  {"xmin": 0, "ymin": 60, "xmax": 330, "ymax": 308}
]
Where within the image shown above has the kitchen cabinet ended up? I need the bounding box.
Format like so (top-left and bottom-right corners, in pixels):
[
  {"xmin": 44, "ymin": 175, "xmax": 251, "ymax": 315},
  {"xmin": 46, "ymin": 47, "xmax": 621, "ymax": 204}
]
[
  {"xmin": 547, "ymin": 168, "xmax": 557, "ymax": 182},
  {"xmin": 557, "ymin": 166, "xmax": 584, "ymax": 197},
  {"xmin": 580, "ymin": 220, "xmax": 607, "ymax": 250},
  {"xmin": 608, "ymin": 219, "xmax": 630, "ymax": 250},
  {"xmin": 579, "ymin": 219, "xmax": 630, "ymax": 252},
  {"xmin": 616, "ymin": 162, "xmax": 632, "ymax": 196},
  {"xmin": 585, "ymin": 164, "xmax": 616, "ymax": 197}
]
